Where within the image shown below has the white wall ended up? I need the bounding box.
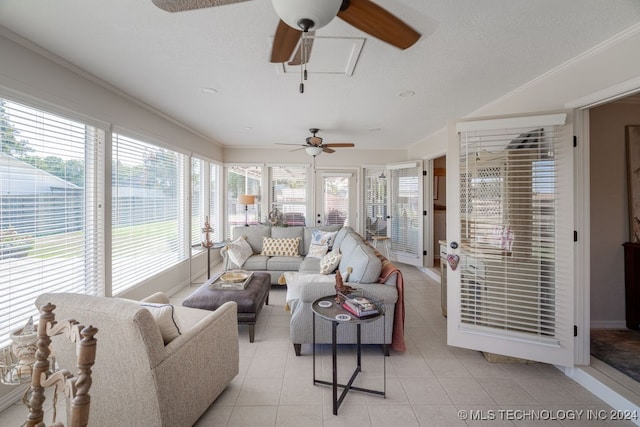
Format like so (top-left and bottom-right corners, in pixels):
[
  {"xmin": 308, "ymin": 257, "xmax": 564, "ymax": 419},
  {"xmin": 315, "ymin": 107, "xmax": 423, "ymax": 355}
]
[{"xmin": 589, "ymin": 101, "xmax": 640, "ymax": 327}]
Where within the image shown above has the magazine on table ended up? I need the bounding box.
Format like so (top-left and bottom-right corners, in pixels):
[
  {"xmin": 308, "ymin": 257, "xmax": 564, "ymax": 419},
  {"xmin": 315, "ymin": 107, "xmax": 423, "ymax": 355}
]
[{"xmin": 343, "ymin": 296, "xmax": 380, "ymax": 317}]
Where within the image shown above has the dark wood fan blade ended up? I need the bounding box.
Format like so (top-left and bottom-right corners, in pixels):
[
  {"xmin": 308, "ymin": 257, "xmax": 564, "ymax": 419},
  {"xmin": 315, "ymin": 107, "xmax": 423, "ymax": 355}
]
[
  {"xmin": 271, "ymin": 20, "xmax": 302, "ymax": 63},
  {"xmin": 288, "ymin": 32, "xmax": 315, "ymax": 66},
  {"xmin": 323, "ymin": 143, "xmax": 355, "ymax": 148},
  {"xmin": 322, "ymin": 147, "xmax": 336, "ymax": 154},
  {"xmin": 152, "ymin": 0, "xmax": 251, "ymax": 13},
  {"xmin": 337, "ymin": 0, "xmax": 420, "ymax": 50}
]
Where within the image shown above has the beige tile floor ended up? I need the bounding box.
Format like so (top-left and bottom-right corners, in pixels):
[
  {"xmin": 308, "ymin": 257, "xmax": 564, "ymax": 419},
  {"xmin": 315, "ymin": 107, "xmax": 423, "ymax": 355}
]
[{"xmin": 1, "ymin": 263, "xmax": 635, "ymax": 426}]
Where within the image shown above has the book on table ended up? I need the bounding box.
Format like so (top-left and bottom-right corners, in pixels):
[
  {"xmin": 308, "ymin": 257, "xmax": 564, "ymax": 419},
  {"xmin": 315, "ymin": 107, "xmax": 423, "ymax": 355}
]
[{"xmin": 343, "ymin": 296, "xmax": 380, "ymax": 317}]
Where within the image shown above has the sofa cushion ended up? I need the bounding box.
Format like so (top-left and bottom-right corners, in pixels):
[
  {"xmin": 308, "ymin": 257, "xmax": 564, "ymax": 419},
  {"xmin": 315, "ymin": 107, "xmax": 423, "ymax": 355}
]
[
  {"xmin": 271, "ymin": 226, "xmax": 305, "ymax": 255},
  {"xmin": 261, "ymin": 237, "xmax": 301, "ymax": 257},
  {"xmin": 339, "ymin": 244, "xmax": 382, "ymax": 283},
  {"xmin": 307, "ymin": 244, "xmax": 328, "ymax": 259},
  {"xmin": 310, "ymin": 229, "xmax": 338, "ymax": 249},
  {"xmin": 241, "ymin": 255, "xmax": 269, "ymax": 270},
  {"xmin": 303, "ymin": 225, "xmax": 341, "ymax": 255},
  {"xmin": 139, "ymin": 303, "xmax": 181, "ymax": 345},
  {"xmin": 267, "ymin": 255, "xmax": 305, "ymax": 271},
  {"xmin": 336, "ymin": 232, "xmax": 360, "ymax": 259},
  {"xmin": 298, "ymin": 256, "xmax": 321, "ymax": 273},
  {"xmin": 319, "ymin": 249, "xmax": 342, "ymax": 274},
  {"xmin": 226, "ymin": 236, "xmax": 253, "ymax": 267},
  {"xmin": 233, "ymin": 225, "xmax": 271, "ymax": 253},
  {"xmin": 332, "ymin": 226, "xmax": 352, "ymax": 250}
]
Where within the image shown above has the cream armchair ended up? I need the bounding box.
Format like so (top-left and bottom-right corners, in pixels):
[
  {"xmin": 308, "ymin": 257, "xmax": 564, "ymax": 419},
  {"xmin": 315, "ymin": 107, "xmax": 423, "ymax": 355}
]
[{"xmin": 35, "ymin": 292, "xmax": 239, "ymax": 427}]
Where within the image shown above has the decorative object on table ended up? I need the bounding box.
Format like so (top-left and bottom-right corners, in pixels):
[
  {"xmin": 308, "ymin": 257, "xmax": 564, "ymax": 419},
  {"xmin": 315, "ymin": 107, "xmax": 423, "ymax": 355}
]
[
  {"xmin": 0, "ymin": 316, "xmax": 37, "ymax": 385},
  {"xmin": 201, "ymin": 216, "xmax": 213, "ymax": 248},
  {"xmin": 342, "ymin": 295, "xmax": 380, "ymax": 318},
  {"xmin": 201, "ymin": 216, "xmax": 214, "ymax": 278},
  {"xmin": 238, "ymin": 194, "xmax": 256, "ymax": 227},
  {"xmin": 333, "ymin": 270, "xmax": 357, "ymax": 303},
  {"xmin": 209, "ymin": 270, "xmax": 254, "ymax": 290},
  {"xmin": 268, "ymin": 207, "xmax": 284, "ymax": 226},
  {"xmin": 626, "ymin": 125, "xmax": 640, "ymax": 242}
]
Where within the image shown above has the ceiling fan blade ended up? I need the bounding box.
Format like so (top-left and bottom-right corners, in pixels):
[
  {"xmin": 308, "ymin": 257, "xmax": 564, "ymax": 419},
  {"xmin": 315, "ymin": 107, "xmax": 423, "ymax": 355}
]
[
  {"xmin": 323, "ymin": 143, "xmax": 355, "ymax": 148},
  {"xmin": 337, "ymin": 0, "xmax": 420, "ymax": 50},
  {"xmin": 271, "ymin": 20, "xmax": 302, "ymax": 63},
  {"xmin": 322, "ymin": 147, "xmax": 336, "ymax": 154},
  {"xmin": 289, "ymin": 147, "xmax": 307, "ymax": 152},
  {"xmin": 151, "ymin": 0, "xmax": 251, "ymax": 13},
  {"xmin": 288, "ymin": 31, "xmax": 315, "ymax": 66}
]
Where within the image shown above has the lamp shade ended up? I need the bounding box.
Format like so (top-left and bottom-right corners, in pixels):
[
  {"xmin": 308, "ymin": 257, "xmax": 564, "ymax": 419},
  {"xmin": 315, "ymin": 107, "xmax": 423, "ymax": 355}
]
[
  {"xmin": 305, "ymin": 146, "xmax": 323, "ymax": 157},
  {"xmin": 238, "ymin": 194, "xmax": 256, "ymax": 205},
  {"xmin": 271, "ymin": 0, "xmax": 342, "ymax": 31}
]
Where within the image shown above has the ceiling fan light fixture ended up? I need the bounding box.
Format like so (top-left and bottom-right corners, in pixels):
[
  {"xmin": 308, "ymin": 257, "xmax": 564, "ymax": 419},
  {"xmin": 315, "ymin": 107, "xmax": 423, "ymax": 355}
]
[
  {"xmin": 271, "ymin": 0, "xmax": 343, "ymax": 31},
  {"xmin": 305, "ymin": 146, "xmax": 323, "ymax": 157}
]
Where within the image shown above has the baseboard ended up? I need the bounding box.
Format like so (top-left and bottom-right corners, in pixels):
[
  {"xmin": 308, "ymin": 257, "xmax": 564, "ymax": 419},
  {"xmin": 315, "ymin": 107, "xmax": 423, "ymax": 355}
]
[
  {"xmin": 0, "ymin": 384, "xmax": 26, "ymax": 413},
  {"xmin": 590, "ymin": 321, "xmax": 627, "ymax": 329},
  {"xmin": 561, "ymin": 364, "xmax": 640, "ymax": 427}
]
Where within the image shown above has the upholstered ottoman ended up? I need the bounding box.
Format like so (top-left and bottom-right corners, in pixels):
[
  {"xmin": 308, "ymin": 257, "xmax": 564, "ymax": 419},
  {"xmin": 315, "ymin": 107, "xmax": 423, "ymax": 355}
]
[{"xmin": 182, "ymin": 272, "xmax": 270, "ymax": 342}]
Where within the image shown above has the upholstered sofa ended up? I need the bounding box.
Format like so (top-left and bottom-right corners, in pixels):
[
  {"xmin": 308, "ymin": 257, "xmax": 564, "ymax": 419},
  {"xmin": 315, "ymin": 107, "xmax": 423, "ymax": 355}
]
[
  {"xmin": 221, "ymin": 224, "xmax": 405, "ymax": 356},
  {"xmin": 35, "ymin": 292, "xmax": 239, "ymax": 427},
  {"xmin": 220, "ymin": 224, "xmax": 343, "ymax": 284}
]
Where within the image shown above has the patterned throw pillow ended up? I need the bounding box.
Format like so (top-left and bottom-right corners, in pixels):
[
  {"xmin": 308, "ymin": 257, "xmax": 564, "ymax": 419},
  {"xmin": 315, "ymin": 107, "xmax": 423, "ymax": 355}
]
[
  {"xmin": 307, "ymin": 244, "xmax": 329, "ymax": 259},
  {"xmin": 310, "ymin": 230, "xmax": 338, "ymax": 249},
  {"xmin": 226, "ymin": 236, "xmax": 253, "ymax": 267},
  {"xmin": 320, "ymin": 249, "xmax": 342, "ymax": 274},
  {"xmin": 261, "ymin": 237, "xmax": 301, "ymax": 257}
]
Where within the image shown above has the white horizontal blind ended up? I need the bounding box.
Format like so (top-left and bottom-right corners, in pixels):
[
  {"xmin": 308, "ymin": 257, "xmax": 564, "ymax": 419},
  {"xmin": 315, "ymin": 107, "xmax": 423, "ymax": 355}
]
[
  {"xmin": 226, "ymin": 165, "xmax": 262, "ymax": 237},
  {"xmin": 363, "ymin": 167, "xmax": 387, "ymax": 240},
  {"xmin": 322, "ymin": 175, "xmax": 350, "ymax": 227},
  {"xmin": 0, "ymin": 98, "xmax": 104, "ymax": 348},
  {"xmin": 270, "ymin": 165, "xmax": 308, "ymax": 226},
  {"xmin": 112, "ymin": 133, "xmax": 186, "ymax": 295},
  {"xmin": 389, "ymin": 165, "xmax": 420, "ymax": 257},
  {"xmin": 210, "ymin": 163, "xmax": 221, "ymax": 243},
  {"xmin": 191, "ymin": 157, "xmax": 204, "ymax": 248},
  {"xmin": 458, "ymin": 125, "xmax": 562, "ymax": 341}
]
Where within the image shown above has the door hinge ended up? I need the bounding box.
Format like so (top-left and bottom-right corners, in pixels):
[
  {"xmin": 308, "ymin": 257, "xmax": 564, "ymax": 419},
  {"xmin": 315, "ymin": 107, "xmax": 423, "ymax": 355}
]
[
  {"xmin": 423, "ymin": 210, "xmax": 427, "ymax": 216},
  {"xmin": 574, "ymin": 325, "xmax": 578, "ymax": 337},
  {"xmin": 574, "ymin": 231, "xmax": 578, "ymax": 242},
  {"xmin": 573, "ymin": 136, "xmax": 577, "ymax": 147},
  {"xmin": 423, "ymin": 170, "xmax": 427, "ymax": 176},
  {"xmin": 423, "ymin": 250, "xmax": 427, "ymax": 256}
]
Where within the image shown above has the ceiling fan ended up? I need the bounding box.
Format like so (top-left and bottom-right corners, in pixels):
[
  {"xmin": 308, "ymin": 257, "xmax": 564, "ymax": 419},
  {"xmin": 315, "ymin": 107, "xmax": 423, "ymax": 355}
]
[
  {"xmin": 151, "ymin": 0, "xmax": 421, "ymax": 66},
  {"xmin": 276, "ymin": 128, "xmax": 355, "ymax": 156}
]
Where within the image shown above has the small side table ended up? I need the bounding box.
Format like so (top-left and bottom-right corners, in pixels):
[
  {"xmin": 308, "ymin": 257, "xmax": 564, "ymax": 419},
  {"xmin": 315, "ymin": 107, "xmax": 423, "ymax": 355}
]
[{"xmin": 311, "ymin": 295, "xmax": 386, "ymax": 415}]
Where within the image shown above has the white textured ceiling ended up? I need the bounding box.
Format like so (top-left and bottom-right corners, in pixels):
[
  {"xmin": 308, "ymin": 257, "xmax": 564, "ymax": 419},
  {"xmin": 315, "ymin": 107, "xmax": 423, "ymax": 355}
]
[{"xmin": 0, "ymin": 0, "xmax": 639, "ymax": 150}]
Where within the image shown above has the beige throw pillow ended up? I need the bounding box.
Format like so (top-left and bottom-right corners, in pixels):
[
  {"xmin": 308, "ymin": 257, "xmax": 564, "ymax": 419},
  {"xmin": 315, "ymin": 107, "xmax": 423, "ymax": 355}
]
[
  {"xmin": 307, "ymin": 244, "xmax": 329, "ymax": 259},
  {"xmin": 140, "ymin": 303, "xmax": 181, "ymax": 345},
  {"xmin": 261, "ymin": 237, "xmax": 301, "ymax": 257},
  {"xmin": 320, "ymin": 249, "xmax": 342, "ymax": 274},
  {"xmin": 226, "ymin": 236, "xmax": 253, "ymax": 267}
]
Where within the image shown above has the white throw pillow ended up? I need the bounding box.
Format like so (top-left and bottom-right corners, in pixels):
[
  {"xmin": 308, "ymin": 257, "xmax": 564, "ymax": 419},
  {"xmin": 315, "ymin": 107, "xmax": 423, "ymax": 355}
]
[
  {"xmin": 320, "ymin": 249, "xmax": 342, "ymax": 274},
  {"xmin": 140, "ymin": 303, "xmax": 181, "ymax": 345},
  {"xmin": 226, "ymin": 236, "xmax": 253, "ymax": 267},
  {"xmin": 310, "ymin": 230, "xmax": 338, "ymax": 249},
  {"xmin": 307, "ymin": 244, "xmax": 329, "ymax": 259}
]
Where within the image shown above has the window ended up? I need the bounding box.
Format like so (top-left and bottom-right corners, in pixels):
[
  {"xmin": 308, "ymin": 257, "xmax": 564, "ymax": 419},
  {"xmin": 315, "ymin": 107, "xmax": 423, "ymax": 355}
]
[
  {"xmin": 458, "ymin": 124, "xmax": 563, "ymax": 339},
  {"xmin": 363, "ymin": 167, "xmax": 388, "ymax": 240},
  {"xmin": 0, "ymin": 98, "xmax": 104, "ymax": 348},
  {"xmin": 112, "ymin": 133, "xmax": 186, "ymax": 295},
  {"xmin": 269, "ymin": 165, "xmax": 308, "ymax": 226},
  {"xmin": 191, "ymin": 157, "xmax": 205, "ymax": 248},
  {"xmin": 209, "ymin": 163, "xmax": 221, "ymax": 243},
  {"xmin": 226, "ymin": 165, "xmax": 262, "ymax": 237}
]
